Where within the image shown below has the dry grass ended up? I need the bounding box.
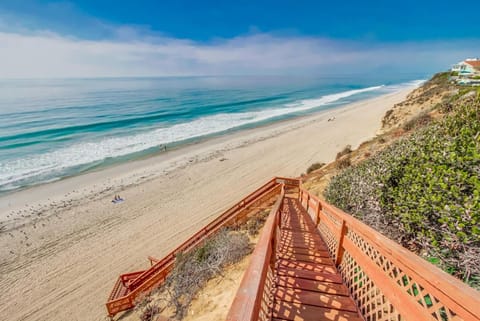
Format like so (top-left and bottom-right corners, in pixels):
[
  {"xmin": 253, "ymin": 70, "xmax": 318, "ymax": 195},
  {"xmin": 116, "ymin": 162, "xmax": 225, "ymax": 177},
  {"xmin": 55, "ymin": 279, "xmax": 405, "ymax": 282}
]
[
  {"xmin": 380, "ymin": 72, "xmax": 456, "ymax": 133},
  {"xmin": 335, "ymin": 156, "xmax": 351, "ymax": 170},
  {"xmin": 304, "ymin": 74, "xmax": 460, "ymax": 197},
  {"xmin": 335, "ymin": 145, "xmax": 352, "ymax": 160},
  {"xmin": 133, "ymin": 197, "xmax": 278, "ymax": 321},
  {"xmin": 140, "ymin": 304, "xmax": 162, "ymax": 321},
  {"xmin": 245, "ymin": 209, "xmax": 269, "ymax": 236},
  {"xmin": 402, "ymin": 111, "xmax": 432, "ymax": 131},
  {"xmin": 166, "ymin": 229, "xmax": 250, "ymax": 319},
  {"xmin": 136, "ymin": 228, "xmax": 252, "ymax": 321},
  {"xmin": 306, "ymin": 162, "xmax": 325, "ymax": 174}
]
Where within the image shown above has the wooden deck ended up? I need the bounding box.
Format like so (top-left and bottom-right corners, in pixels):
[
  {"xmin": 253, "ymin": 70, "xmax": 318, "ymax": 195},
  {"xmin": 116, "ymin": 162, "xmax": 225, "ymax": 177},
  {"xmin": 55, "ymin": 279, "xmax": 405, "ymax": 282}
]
[
  {"xmin": 108, "ymin": 177, "xmax": 480, "ymax": 321},
  {"xmin": 212, "ymin": 179, "xmax": 479, "ymax": 321},
  {"xmin": 271, "ymin": 197, "xmax": 362, "ymax": 321},
  {"xmin": 106, "ymin": 177, "xmax": 300, "ymax": 318}
]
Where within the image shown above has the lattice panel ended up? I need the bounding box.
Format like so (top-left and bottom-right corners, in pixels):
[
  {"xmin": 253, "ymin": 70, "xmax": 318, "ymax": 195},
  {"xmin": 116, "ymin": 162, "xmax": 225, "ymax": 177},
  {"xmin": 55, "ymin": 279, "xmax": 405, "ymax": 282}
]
[
  {"xmin": 322, "ymin": 208, "xmax": 342, "ymax": 227},
  {"xmin": 344, "ymin": 230, "xmax": 460, "ymax": 321},
  {"xmin": 340, "ymin": 250, "xmax": 402, "ymax": 321},
  {"xmin": 317, "ymin": 221, "xmax": 338, "ymax": 259},
  {"xmin": 258, "ymin": 266, "xmax": 274, "ymax": 321}
]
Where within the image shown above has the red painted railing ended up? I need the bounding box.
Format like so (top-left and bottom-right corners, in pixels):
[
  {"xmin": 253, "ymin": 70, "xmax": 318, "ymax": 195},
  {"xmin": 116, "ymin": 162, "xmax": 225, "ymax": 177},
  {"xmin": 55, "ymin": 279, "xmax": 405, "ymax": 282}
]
[
  {"xmin": 226, "ymin": 185, "xmax": 286, "ymax": 321},
  {"xmin": 227, "ymin": 182, "xmax": 480, "ymax": 321},
  {"xmin": 106, "ymin": 177, "xmax": 300, "ymax": 317},
  {"xmin": 299, "ymin": 188, "xmax": 480, "ymax": 321}
]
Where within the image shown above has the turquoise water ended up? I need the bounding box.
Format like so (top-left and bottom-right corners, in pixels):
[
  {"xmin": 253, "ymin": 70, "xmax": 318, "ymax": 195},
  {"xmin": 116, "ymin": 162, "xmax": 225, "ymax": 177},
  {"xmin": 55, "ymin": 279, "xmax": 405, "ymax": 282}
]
[{"xmin": 0, "ymin": 76, "xmax": 423, "ymax": 193}]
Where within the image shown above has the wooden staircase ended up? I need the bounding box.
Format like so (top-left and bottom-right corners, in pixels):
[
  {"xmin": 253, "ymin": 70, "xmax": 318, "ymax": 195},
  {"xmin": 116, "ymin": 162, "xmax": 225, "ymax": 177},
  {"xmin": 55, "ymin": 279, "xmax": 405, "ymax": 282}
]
[
  {"xmin": 106, "ymin": 177, "xmax": 300, "ymax": 317},
  {"xmin": 272, "ymin": 196, "xmax": 362, "ymax": 321},
  {"xmin": 226, "ymin": 182, "xmax": 480, "ymax": 321},
  {"xmin": 106, "ymin": 177, "xmax": 480, "ymax": 321}
]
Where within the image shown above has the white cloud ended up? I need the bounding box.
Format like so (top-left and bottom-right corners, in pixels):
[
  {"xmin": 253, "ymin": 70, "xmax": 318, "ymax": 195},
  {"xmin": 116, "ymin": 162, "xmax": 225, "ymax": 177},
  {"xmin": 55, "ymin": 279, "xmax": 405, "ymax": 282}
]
[{"xmin": 0, "ymin": 26, "xmax": 479, "ymax": 78}]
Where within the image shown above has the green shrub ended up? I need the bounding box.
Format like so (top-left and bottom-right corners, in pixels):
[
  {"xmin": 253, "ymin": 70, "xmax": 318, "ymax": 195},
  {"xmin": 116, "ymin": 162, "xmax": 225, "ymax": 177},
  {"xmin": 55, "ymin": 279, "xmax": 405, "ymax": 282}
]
[
  {"xmin": 325, "ymin": 95, "xmax": 480, "ymax": 289},
  {"xmin": 430, "ymin": 71, "xmax": 450, "ymax": 84},
  {"xmin": 402, "ymin": 111, "xmax": 432, "ymax": 131},
  {"xmin": 306, "ymin": 162, "xmax": 325, "ymax": 174},
  {"xmin": 437, "ymin": 101, "xmax": 454, "ymax": 114}
]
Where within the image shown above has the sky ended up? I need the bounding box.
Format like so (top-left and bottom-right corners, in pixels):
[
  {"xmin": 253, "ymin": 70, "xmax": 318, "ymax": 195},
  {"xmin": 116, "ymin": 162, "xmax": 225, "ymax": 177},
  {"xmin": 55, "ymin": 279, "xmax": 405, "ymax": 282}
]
[{"xmin": 0, "ymin": 0, "xmax": 479, "ymax": 78}]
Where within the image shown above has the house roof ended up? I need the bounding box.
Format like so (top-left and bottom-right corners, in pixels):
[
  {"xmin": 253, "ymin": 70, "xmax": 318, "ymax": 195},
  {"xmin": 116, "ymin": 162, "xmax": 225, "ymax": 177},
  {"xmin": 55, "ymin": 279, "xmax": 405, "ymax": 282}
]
[{"xmin": 465, "ymin": 60, "xmax": 480, "ymax": 69}]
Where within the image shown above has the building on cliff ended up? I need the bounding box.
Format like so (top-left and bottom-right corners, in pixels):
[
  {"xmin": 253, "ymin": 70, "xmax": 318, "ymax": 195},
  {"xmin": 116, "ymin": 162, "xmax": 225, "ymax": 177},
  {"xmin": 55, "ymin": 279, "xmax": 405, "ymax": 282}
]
[{"xmin": 452, "ymin": 58, "xmax": 480, "ymax": 76}]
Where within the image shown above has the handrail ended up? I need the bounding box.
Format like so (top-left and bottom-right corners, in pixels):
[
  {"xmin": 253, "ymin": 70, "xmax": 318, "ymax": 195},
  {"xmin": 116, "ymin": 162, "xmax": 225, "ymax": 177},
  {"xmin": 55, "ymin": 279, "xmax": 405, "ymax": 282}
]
[
  {"xmin": 226, "ymin": 185, "xmax": 285, "ymax": 321},
  {"xmin": 131, "ymin": 183, "xmax": 283, "ymax": 294},
  {"xmin": 107, "ymin": 176, "xmax": 480, "ymax": 321},
  {"xmin": 299, "ymin": 187, "xmax": 480, "ymax": 321},
  {"xmin": 274, "ymin": 176, "xmax": 301, "ymax": 187},
  {"xmin": 107, "ymin": 177, "xmax": 298, "ymax": 317},
  {"xmin": 127, "ymin": 178, "xmax": 279, "ymax": 291}
]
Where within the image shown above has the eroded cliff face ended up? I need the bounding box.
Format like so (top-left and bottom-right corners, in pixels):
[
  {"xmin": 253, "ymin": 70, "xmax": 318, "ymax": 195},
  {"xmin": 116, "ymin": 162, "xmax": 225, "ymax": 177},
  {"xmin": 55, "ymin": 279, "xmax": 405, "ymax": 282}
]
[
  {"xmin": 302, "ymin": 72, "xmax": 457, "ymax": 198},
  {"xmin": 303, "ymin": 72, "xmax": 480, "ymax": 290},
  {"xmin": 381, "ymin": 73, "xmax": 456, "ymax": 133}
]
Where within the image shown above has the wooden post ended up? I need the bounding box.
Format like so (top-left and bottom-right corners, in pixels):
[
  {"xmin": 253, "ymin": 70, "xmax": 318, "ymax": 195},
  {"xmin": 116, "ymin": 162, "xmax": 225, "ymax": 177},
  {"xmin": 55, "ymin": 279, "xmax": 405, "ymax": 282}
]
[
  {"xmin": 279, "ymin": 198, "xmax": 283, "ymax": 228},
  {"xmin": 316, "ymin": 201, "xmax": 322, "ymax": 226},
  {"xmin": 306, "ymin": 193, "xmax": 310, "ymax": 213},
  {"xmin": 335, "ymin": 219, "xmax": 347, "ymax": 266},
  {"xmin": 271, "ymin": 227, "xmax": 277, "ymax": 267}
]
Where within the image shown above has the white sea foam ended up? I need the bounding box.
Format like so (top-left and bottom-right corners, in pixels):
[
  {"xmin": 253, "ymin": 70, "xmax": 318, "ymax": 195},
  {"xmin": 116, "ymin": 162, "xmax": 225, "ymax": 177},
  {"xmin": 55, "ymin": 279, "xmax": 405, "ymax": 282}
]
[
  {"xmin": 0, "ymin": 84, "xmax": 386, "ymax": 189},
  {"xmin": 383, "ymin": 79, "xmax": 426, "ymax": 92}
]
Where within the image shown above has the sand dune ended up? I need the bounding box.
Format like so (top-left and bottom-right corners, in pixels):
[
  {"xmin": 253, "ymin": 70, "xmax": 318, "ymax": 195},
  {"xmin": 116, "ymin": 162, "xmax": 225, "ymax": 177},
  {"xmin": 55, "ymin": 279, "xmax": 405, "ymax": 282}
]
[{"xmin": 0, "ymin": 87, "xmax": 413, "ymax": 321}]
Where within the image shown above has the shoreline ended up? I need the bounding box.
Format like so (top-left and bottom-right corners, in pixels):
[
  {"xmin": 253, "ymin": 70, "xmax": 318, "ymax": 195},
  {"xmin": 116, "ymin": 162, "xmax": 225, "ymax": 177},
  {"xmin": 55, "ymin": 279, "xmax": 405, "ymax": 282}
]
[
  {"xmin": 0, "ymin": 88, "xmax": 398, "ymax": 218},
  {"xmin": 0, "ymin": 87, "xmax": 412, "ymax": 217},
  {"xmin": 0, "ymin": 83, "xmax": 392, "ymax": 198},
  {"xmin": 0, "ymin": 86, "xmax": 415, "ymax": 321},
  {"xmin": 0, "ymin": 84, "xmax": 412, "ymax": 199}
]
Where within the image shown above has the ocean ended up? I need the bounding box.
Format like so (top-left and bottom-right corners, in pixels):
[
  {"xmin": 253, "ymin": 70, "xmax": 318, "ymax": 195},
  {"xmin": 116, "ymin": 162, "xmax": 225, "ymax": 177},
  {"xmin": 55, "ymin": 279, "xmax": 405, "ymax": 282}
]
[{"xmin": 0, "ymin": 75, "xmax": 424, "ymax": 194}]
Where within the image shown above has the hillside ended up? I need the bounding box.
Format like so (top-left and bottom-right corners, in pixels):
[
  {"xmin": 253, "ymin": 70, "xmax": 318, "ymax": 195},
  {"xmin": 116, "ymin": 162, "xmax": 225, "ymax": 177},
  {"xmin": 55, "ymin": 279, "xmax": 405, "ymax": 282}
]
[{"xmin": 303, "ymin": 73, "xmax": 480, "ymax": 289}]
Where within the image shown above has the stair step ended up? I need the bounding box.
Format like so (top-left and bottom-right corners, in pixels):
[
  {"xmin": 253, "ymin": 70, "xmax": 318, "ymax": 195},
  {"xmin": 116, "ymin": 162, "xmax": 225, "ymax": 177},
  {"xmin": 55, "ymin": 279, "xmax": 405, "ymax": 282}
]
[
  {"xmin": 271, "ymin": 196, "xmax": 363, "ymax": 321},
  {"xmin": 273, "ymin": 286, "xmax": 359, "ymax": 312}
]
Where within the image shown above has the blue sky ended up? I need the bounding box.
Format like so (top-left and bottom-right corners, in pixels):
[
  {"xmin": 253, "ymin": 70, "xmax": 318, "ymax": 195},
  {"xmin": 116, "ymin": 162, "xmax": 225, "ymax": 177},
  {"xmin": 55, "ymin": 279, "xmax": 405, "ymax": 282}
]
[{"xmin": 0, "ymin": 0, "xmax": 479, "ymax": 78}]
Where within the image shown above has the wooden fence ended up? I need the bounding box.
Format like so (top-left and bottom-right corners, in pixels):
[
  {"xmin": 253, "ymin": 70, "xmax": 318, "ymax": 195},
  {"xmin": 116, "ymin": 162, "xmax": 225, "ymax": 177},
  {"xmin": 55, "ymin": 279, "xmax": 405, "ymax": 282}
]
[
  {"xmin": 298, "ymin": 187, "xmax": 480, "ymax": 321},
  {"xmin": 226, "ymin": 182, "xmax": 480, "ymax": 321},
  {"xmin": 226, "ymin": 184, "xmax": 287, "ymax": 321},
  {"xmin": 106, "ymin": 177, "xmax": 300, "ymax": 317}
]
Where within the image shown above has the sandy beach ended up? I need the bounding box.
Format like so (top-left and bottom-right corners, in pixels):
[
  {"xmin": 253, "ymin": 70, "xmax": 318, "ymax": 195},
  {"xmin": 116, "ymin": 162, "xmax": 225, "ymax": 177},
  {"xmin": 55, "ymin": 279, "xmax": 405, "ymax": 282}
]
[{"xmin": 0, "ymin": 87, "xmax": 413, "ymax": 321}]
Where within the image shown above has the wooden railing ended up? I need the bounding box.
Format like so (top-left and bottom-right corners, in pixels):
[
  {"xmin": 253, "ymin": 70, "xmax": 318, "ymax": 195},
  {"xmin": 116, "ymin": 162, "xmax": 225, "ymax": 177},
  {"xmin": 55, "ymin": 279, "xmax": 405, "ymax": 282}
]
[
  {"xmin": 106, "ymin": 177, "xmax": 300, "ymax": 317},
  {"xmin": 298, "ymin": 187, "xmax": 480, "ymax": 321},
  {"xmin": 108, "ymin": 176, "xmax": 480, "ymax": 320},
  {"xmin": 227, "ymin": 182, "xmax": 480, "ymax": 321},
  {"xmin": 226, "ymin": 185, "xmax": 286, "ymax": 321}
]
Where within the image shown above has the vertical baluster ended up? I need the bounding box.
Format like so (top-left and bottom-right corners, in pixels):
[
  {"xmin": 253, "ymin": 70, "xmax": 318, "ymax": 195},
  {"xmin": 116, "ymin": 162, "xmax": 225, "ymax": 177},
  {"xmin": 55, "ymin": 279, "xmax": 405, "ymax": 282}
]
[{"xmin": 335, "ymin": 219, "xmax": 347, "ymax": 266}]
